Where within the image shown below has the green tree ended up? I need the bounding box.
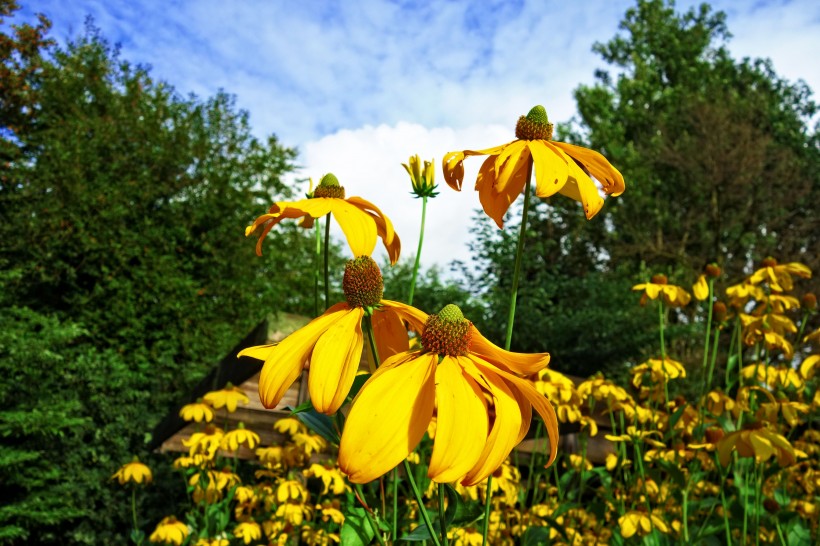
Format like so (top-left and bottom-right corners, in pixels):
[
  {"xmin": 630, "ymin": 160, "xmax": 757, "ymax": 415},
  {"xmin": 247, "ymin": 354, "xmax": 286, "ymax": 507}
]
[
  {"xmin": 571, "ymin": 0, "xmax": 819, "ymax": 285},
  {"xmin": 0, "ymin": 3, "xmax": 325, "ymax": 543}
]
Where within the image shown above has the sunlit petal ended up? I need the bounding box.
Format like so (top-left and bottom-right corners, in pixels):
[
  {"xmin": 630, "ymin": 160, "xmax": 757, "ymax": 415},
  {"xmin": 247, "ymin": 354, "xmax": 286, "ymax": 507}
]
[{"xmin": 309, "ymin": 307, "xmax": 365, "ymax": 414}]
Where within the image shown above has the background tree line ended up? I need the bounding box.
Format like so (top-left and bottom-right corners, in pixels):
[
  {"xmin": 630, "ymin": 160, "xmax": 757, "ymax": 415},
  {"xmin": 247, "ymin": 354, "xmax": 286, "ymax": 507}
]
[{"xmin": 1, "ymin": 0, "xmax": 817, "ymax": 543}]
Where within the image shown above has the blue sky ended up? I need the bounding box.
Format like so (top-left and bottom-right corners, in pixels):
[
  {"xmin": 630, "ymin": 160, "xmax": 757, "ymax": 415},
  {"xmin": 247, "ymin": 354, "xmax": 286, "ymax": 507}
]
[{"xmin": 16, "ymin": 0, "xmax": 820, "ymax": 270}]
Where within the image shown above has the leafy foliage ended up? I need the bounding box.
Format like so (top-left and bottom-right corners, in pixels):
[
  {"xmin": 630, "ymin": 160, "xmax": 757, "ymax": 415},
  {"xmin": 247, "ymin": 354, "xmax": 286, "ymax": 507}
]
[{"xmin": 0, "ymin": 3, "xmax": 325, "ymax": 543}]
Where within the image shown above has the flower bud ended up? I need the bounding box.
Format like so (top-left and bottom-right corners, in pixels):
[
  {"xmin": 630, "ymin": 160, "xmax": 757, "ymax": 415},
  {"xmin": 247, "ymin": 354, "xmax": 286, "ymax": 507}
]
[
  {"xmin": 651, "ymin": 274, "xmax": 668, "ymax": 285},
  {"xmin": 802, "ymin": 293, "xmax": 817, "ymax": 310}
]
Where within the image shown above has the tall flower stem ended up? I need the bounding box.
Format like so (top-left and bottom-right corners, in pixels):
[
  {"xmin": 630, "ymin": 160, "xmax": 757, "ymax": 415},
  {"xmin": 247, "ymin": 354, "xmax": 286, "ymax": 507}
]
[
  {"xmin": 504, "ymin": 159, "xmax": 534, "ymax": 351},
  {"xmin": 324, "ymin": 214, "xmax": 331, "ymax": 309},
  {"xmin": 438, "ymin": 483, "xmax": 449, "ymax": 546},
  {"xmin": 658, "ymin": 301, "xmax": 666, "ymax": 360},
  {"xmin": 403, "ymin": 460, "xmax": 442, "ymax": 546},
  {"xmin": 700, "ymin": 278, "xmax": 715, "ymax": 382},
  {"xmin": 363, "ymin": 314, "xmax": 380, "ymax": 374},
  {"xmin": 130, "ymin": 487, "xmax": 141, "ymax": 545},
  {"xmin": 407, "ymin": 195, "xmax": 428, "ymax": 305},
  {"xmin": 314, "ymin": 218, "xmax": 322, "ymax": 317},
  {"xmin": 484, "ymin": 157, "xmax": 535, "ymax": 546}
]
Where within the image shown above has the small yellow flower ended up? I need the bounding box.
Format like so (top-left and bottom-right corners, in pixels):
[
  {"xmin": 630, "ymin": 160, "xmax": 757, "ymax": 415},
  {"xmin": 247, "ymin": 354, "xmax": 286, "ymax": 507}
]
[
  {"xmin": 273, "ymin": 417, "xmax": 306, "ymax": 437},
  {"xmin": 182, "ymin": 425, "xmax": 224, "ymax": 459},
  {"xmin": 618, "ymin": 510, "xmax": 669, "ymax": 538},
  {"xmin": 632, "ymin": 274, "xmax": 691, "ymax": 307},
  {"xmin": 303, "ymin": 463, "xmax": 348, "ymax": 495},
  {"xmin": 717, "ymin": 423, "xmax": 796, "ymax": 467},
  {"xmin": 443, "ymin": 105, "xmax": 624, "ymax": 227},
  {"xmin": 221, "ymin": 423, "xmax": 261, "ymax": 451},
  {"xmin": 800, "ymin": 354, "xmax": 820, "ymax": 380},
  {"xmin": 630, "ymin": 357, "xmax": 686, "ymax": 389},
  {"xmin": 605, "ymin": 427, "xmax": 666, "ymax": 448},
  {"xmin": 749, "ymin": 258, "xmax": 811, "ymax": 292},
  {"xmin": 203, "ymin": 385, "xmax": 249, "ymax": 413},
  {"xmin": 403, "ymin": 154, "xmax": 438, "ymax": 198},
  {"xmin": 247, "ymin": 173, "xmax": 401, "ymax": 263},
  {"xmin": 179, "ymin": 399, "xmax": 214, "ymax": 423},
  {"xmin": 195, "ymin": 538, "xmax": 230, "ymax": 546},
  {"xmin": 277, "ymin": 479, "xmax": 309, "ymax": 503},
  {"xmin": 112, "ymin": 458, "xmax": 153, "ymax": 485},
  {"xmin": 233, "ymin": 521, "xmax": 262, "ymax": 545},
  {"xmin": 693, "ymin": 274, "xmax": 709, "ymax": 301},
  {"xmin": 149, "ymin": 516, "xmax": 189, "ymax": 545}
]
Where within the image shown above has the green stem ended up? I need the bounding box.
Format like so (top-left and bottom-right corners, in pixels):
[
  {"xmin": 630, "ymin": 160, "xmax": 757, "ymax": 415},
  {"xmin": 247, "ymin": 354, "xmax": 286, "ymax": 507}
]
[
  {"xmin": 438, "ymin": 483, "xmax": 449, "ymax": 546},
  {"xmin": 324, "ymin": 213, "xmax": 331, "ymax": 309},
  {"xmin": 701, "ymin": 278, "xmax": 715, "ymax": 380},
  {"xmin": 363, "ymin": 314, "xmax": 380, "ymax": 373},
  {"xmin": 658, "ymin": 300, "xmax": 666, "ymax": 360},
  {"xmin": 131, "ymin": 487, "xmax": 140, "ymax": 544},
  {"xmin": 716, "ymin": 454, "xmax": 733, "ymax": 546},
  {"xmin": 682, "ymin": 484, "xmax": 690, "ymax": 544},
  {"xmin": 481, "ymin": 476, "xmax": 493, "ymax": 546},
  {"xmin": 392, "ymin": 468, "xmax": 398, "ymax": 543},
  {"xmin": 314, "ymin": 217, "xmax": 321, "ymax": 317},
  {"xmin": 403, "ymin": 461, "xmax": 442, "ymax": 546},
  {"xmin": 525, "ymin": 420, "xmax": 543, "ymax": 501},
  {"xmin": 706, "ymin": 323, "xmax": 721, "ymax": 393},
  {"xmin": 353, "ymin": 484, "xmax": 387, "ymax": 546},
  {"xmin": 407, "ymin": 195, "xmax": 428, "ymax": 306},
  {"xmin": 503, "ymin": 158, "xmax": 534, "ymax": 351}
]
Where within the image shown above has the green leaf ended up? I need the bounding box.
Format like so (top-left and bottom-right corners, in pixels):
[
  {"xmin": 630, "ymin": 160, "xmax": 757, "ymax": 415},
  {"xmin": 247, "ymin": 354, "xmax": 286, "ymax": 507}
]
[
  {"xmin": 289, "ymin": 406, "xmax": 341, "ymax": 445},
  {"xmin": 340, "ymin": 506, "xmax": 377, "ymax": 546}
]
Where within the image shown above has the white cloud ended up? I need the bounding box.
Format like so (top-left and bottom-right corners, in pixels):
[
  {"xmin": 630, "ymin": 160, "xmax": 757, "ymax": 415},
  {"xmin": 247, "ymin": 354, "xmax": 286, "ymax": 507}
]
[{"xmin": 298, "ymin": 122, "xmax": 514, "ymax": 274}]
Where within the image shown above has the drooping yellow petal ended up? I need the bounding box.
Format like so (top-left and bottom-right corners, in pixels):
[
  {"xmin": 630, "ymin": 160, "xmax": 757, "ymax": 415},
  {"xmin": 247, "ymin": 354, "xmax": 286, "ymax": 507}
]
[
  {"xmin": 493, "ymin": 140, "xmax": 529, "ymax": 193},
  {"xmin": 557, "ymin": 156, "xmax": 605, "ymax": 219},
  {"xmin": 346, "ymin": 196, "xmax": 401, "ymax": 264},
  {"xmin": 240, "ymin": 303, "xmax": 349, "ymax": 409},
  {"xmin": 460, "ymin": 358, "xmax": 522, "ymax": 486},
  {"xmin": 379, "ymin": 300, "xmax": 429, "ymax": 335},
  {"xmin": 370, "ymin": 305, "xmax": 410, "ymax": 363},
  {"xmin": 470, "ymin": 327, "xmax": 550, "ymax": 376},
  {"xmin": 309, "ymin": 307, "xmax": 365, "ymax": 414},
  {"xmin": 442, "ymin": 145, "xmax": 510, "ymax": 191},
  {"xmin": 476, "ymin": 358, "xmax": 560, "ymax": 467},
  {"xmin": 338, "ymin": 352, "xmax": 436, "ymax": 483},
  {"xmin": 550, "ymin": 141, "xmax": 625, "ymax": 196},
  {"xmin": 328, "ymin": 200, "xmax": 379, "ymax": 258},
  {"xmin": 428, "ymin": 357, "xmax": 489, "ymax": 483},
  {"xmin": 529, "ymin": 140, "xmax": 568, "ymax": 197}
]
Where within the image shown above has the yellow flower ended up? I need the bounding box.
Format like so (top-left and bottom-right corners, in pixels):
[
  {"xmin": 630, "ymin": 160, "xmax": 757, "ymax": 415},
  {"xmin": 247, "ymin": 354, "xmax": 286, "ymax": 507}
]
[
  {"xmin": 149, "ymin": 516, "xmax": 189, "ymax": 545},
  {"xmin": 338, "ymin": 304, "xmax": 558, "ymax": 485},
  {"xmin": 233, "ymin": 521, "xmax": 262, "ymax": 545},
  {"xmin": 448, "ymin": 526, "xmax": 484, "ymax": 546},
  {"xmin": 632, "ymin": 274, "xmax": 691, "ymax": 307},
  {"xmin": 717, "ymin": 423, "xmax": 796, "ymax": 467},
  {"xmin": 202, "ymin": 385, "xmax": 249, "ymax": 413},
  {"xmin": 618, "ymin": 511, "xmax": 669, "ymax": 538},
  {"xmin": 112, "ymin": 458, "xmax": 152, "ymax": 485},
  {"xmin": 246, "ymin": 173, "xmax": 401, "ymax": 263},
  {"xmin": 605, "ymin": 426, "xmax": 666, "ymax": 448},
  {"xmin": 195, "ymin": 538, "xmax": 230, "ymax": 546},
  {"xmin": 277, "ymin": 479, "xmax": 309, "ymax": 503},
  {"xmin": 693, "ymin": 274, "xmax": 709, "ymax": 301},
  {"xmin": 239, "ymin": 256, "xmax": 427, "ymax": 414},
  {"xmin": 749, "ymin": 258, "xmax": 811, "ymax": 292},
  {"xmin": 179, "ymin": 400, "xmax": 215, "ymax": 423},
  {"xmin": 273, "ymin": 417, "xmax": 306, "ymax": 437},
  {"xmin": 403, "ymin": 154, "xmax": 438, "ymax": 198},
  {"xmin": 726, "ymin": 279, "xmax": 765, "ymax": 308},
  {"xmin": 221, "ymin": 424, "xmax": 261, "ymax": 451},
  {"xmin": 182, "ymin": 425, "xmax": 224, "ymax": 459},
  {"xmin": 442, "ymin": 105, "xmax": 624, "ymax": 227},
  {"xmin": 703, "ymin": 390, "xmax": 735, "ymax": 416},
  {"xmin": 303, "ymin": 463, "xmax": 348, "ymax": 495},
  {"xmin": 800, "ymin": 354, "xmax": 820, "ymax": 380},
  {"xmin": 741, "ymin": 364, "xmax": 803, "ymax": 391},
  {"xmin": 630, "ymin": 357, "xmax": 686, "ymax": 388}
]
